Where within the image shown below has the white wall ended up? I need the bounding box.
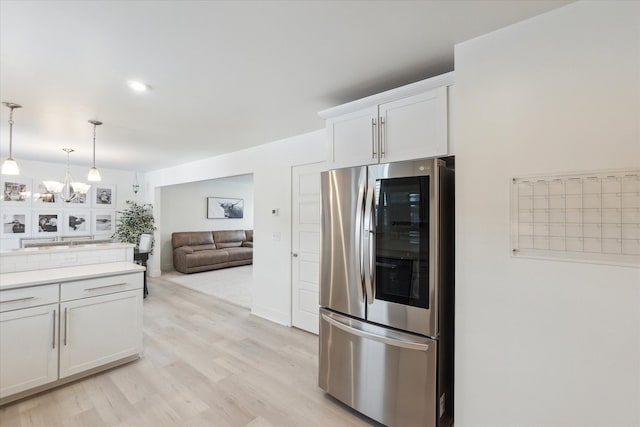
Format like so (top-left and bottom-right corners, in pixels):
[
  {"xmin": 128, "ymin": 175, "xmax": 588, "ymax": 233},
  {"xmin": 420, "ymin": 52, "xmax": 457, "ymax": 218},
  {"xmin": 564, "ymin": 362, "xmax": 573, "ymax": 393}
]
[
  {"xmin": 454, "ymin": 2, "xmax": 640, "ymax": 426},
  {"xmin": 146, "ymin": 130, "xmax": 326, "ymax": 325},
  {"xmin": 159, "ymin": 175, "xmax": 254, "ymax": 271},
  {"xmin": 1, "ymin": 158, "xmax": 143, "ymax": 249}
]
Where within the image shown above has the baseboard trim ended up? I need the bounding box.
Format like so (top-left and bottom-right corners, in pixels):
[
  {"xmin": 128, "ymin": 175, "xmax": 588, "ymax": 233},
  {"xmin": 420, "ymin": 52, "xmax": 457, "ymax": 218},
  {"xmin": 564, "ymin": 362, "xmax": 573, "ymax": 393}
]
[
  {"xmin": 0, "ymin": 354, "xmax": 140, "ymax": 406},
  {"xmin": 251, "ymin": 305, "xmax": 291, "ymax": 327}
]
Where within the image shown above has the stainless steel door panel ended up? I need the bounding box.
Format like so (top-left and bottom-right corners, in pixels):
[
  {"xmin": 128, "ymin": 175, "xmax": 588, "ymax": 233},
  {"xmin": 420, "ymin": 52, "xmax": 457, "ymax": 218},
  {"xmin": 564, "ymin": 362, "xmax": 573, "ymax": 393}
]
[
  {"xmin": 367, "ymin": 159, "xmax": 440, "ymax": 337},
  {"xmin": 320, "ymin": 166, "xmax": 367, "ymax": 319},
  {"xmin": 319, "ymin": 308, "xmax": 438, "ymax": 427}
]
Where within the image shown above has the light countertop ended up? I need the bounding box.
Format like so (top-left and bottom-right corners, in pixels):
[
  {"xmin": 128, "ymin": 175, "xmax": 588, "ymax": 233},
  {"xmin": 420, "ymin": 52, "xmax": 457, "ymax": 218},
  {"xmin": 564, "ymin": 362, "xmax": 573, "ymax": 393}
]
[{"xmin": 0, "ymin": 262, "xmax": 145, "ymax": 290}]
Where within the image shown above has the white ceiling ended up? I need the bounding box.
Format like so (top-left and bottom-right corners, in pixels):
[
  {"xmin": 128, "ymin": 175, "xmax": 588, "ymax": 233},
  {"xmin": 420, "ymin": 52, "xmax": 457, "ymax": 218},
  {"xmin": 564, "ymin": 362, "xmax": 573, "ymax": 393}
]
[{"xmin": 0, "ymin": 0, "xmax": 571, "ymax": 172}]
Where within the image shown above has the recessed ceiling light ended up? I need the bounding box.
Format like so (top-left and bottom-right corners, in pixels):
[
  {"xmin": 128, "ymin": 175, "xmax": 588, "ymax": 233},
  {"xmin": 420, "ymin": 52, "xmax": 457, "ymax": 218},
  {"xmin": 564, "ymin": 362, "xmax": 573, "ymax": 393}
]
[{"xmin": 127, "ymin": 80, "xmax": 151, "ymax": 92}]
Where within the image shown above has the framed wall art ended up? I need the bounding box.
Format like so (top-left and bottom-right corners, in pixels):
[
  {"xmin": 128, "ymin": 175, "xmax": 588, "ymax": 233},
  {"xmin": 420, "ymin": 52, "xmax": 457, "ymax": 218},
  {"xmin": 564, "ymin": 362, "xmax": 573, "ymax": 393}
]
[
  {"xmin": 207, "ymin": 197, "xmax": 244, "ymax": 219},
  {"xmin": 33, "ymin": 211, "xmax": 62, "ymax": 236},
  {"xmin": 1, "ymin": 177, "xmax": 31, "ymax": 206},
  {"xmin": 63, "ymin": 211, "xmax": 91, "ymax": 236},
  {"xmin": 1, "ymin": 210, "xmax": 31, "ymax": 238},
  {"xmin": 92, "ymin": 211, "xmax": 115, "ymax": 235},
  {"xmin": 93, "ymin": 185, "xmax": 116, "ymax": 208},
  {"xmin": 62, "ymin": 191, "xmax": 90, "ymax": 208}
]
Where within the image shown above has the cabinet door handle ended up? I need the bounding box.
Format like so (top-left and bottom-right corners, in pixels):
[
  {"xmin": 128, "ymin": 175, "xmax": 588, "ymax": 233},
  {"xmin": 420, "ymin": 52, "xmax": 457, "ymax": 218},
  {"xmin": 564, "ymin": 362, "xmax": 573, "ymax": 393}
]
[
  {"xmin": 371, "ymin": 117, "xmax": 377, "ymax": 159},
  {"xmin": 52, "ymin": 309, "xmax": 56, "ymax": 349},
  {"xmin": 84, "ymin": 283, "xmax": 125, "ymax": 292},
  {"xmin": 1, "ymin": 296, "xmax": 35, "ymax": 304},
  {"xmin": 64, "ymin": 307, "xmax": 69, "ymax": 346},
  {"xmin": 380, "ymin": 116, "xmax": 386, "ymax": 158}
]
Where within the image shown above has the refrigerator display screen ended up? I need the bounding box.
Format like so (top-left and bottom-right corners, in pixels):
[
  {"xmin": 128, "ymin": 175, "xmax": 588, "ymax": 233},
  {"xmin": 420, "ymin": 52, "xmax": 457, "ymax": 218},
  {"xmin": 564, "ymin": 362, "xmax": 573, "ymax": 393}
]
[{"xmin": 375, "ymin": 176, "xmax": 430, "ymax": 309}]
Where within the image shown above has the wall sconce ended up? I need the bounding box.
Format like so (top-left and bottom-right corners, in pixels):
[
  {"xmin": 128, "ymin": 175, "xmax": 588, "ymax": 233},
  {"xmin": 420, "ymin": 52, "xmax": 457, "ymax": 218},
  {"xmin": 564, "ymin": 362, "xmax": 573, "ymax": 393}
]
[{"xmin": 133, "ymin": 173, "xmax": 140, "ymax": 195}]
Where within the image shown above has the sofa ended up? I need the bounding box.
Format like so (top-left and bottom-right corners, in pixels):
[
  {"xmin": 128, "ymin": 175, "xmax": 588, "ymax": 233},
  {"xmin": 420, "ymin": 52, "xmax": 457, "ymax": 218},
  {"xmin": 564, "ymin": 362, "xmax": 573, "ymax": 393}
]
[{"xmin": 172, "ymin": 230, "xmax": 253, "ymax": 274}]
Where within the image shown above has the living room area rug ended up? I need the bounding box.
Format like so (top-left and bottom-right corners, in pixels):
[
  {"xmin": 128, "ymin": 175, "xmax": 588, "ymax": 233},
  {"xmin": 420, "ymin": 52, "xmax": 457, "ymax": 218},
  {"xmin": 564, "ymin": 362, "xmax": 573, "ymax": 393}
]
[{"xmin": 162, "ymin": 265, "xmax": 253, "ymax": 309}]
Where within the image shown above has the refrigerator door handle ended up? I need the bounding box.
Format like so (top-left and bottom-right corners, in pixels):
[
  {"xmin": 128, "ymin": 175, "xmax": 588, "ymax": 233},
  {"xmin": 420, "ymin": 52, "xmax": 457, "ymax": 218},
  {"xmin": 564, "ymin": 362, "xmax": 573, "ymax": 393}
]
[
  {"xmin": 363, "ymin": 182, "xmax": 375, "ymax": 304},
  {"xmin": 355, "ymin": 181, "xmax": 366, "ymax": 302},
  {"xmin": 321, "ymin": 313, "xmax": 429, "ymax": 352}
]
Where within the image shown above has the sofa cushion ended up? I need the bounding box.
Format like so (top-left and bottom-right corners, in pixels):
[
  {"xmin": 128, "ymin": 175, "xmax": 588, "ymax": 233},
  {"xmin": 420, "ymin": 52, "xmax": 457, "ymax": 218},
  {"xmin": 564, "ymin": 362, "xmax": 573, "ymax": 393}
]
[
  {"xmin": 245, "ymin": 230, "xmax": 253, "ymax": 242},
  {"xmin": 213, "ymin": 230, "xmax": 246, "ymax": 248},
  {"xmin": 172, "ymin": 232, "xmax": 214, "ymax": 249},
  {"xmin": 191, "ymin": 244, "xmax": 216, "ymax": 251},
  {"xmin": 225, "ymin": 247, "xmax": 253, "ymax": 262},
  {"xmin": 241, "ymin": 241, "xmax": 253, "ymax": 248},
  {"xmin": 175, "ymin": 246, "xmax": 194, "ymax": 255},
  {"xmin": 189, "ymin": 250, "xmax": 229, "ymax": 267}
]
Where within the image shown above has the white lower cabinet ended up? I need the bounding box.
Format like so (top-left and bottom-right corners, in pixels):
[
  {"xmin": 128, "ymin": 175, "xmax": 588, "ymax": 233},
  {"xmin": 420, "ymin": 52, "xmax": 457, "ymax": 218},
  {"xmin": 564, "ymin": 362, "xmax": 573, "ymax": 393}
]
[
  {"xmin": 0, "ymin": 269, "xmax": 143, "ymax": 403},
  {"xmin": 0, "ymin": 304, "xmax": 59, "ymax": 398},
  {"xmin": 59, "ymin": 289, "xmax": 142, "ymax": 378}
]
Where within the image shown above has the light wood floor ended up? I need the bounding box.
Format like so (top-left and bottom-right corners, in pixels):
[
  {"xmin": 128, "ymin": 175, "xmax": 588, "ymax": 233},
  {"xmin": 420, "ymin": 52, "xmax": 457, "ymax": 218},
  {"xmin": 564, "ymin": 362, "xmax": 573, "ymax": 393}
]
[{"xmin": 0, "ymin": 276, "xmax": 378, "ymax": 427}]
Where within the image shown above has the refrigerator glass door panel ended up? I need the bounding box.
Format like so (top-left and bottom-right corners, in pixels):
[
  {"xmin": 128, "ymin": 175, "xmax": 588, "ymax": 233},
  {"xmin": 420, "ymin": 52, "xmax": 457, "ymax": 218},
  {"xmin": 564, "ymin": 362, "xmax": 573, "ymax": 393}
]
[
  {"xmin": 366, "ymin": 160, "xmax": 439, "ymax": 337},
  {"xmin": 319, "ymin": 308, "xmax": 437, "ymax": 427},
  {"xmin": 320, "ymin": 166, "xmax": 367, "ymax": 319}
]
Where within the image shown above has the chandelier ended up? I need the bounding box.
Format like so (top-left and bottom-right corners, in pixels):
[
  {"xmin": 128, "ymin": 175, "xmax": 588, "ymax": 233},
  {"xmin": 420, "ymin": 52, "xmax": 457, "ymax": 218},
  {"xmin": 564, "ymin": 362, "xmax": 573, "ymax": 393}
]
[{"xmin": 43, "ymin": 148, "xmax": 91, "ymax": 202}]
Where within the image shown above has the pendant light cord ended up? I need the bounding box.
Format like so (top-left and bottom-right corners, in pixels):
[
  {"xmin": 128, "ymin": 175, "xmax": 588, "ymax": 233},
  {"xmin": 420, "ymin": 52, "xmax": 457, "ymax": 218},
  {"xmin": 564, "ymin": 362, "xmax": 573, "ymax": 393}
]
[
  {"xmin": 92, "ymin": 123, "xmax": 96, "ymax": 167},
  {"xmin": 7, "ymin": 105, "xmax": 16, "ymax": 158}
]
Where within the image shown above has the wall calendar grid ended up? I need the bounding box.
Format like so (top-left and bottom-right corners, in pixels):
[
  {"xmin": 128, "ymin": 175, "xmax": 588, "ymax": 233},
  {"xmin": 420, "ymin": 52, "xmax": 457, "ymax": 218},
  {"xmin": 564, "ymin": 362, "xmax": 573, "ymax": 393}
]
[{"xmin": 511, "ymin": 169, "xmax": 640, "ymax": 267}]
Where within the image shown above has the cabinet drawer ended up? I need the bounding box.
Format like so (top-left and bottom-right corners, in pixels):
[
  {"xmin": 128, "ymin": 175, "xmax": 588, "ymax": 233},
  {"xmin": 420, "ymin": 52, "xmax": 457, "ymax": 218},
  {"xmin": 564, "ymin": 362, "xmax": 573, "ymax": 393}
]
[
  {"xmin": 61, "ymin": 273, "xmax": 142, "ymax": 302},
  {"xmin": 0, "ymin": 284, "xmax": 59, "ymax": 313}
]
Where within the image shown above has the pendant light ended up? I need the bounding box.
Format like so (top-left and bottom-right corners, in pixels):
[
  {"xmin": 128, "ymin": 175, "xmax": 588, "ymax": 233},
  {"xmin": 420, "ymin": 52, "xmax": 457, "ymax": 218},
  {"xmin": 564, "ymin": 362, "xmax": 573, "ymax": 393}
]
[
  {"xmin": 1, "ymin": 102, "xmax": 22, "ymax": 175},
  {"xmin": 43, "ymin": 148, "xmax": 91, "ymax": 202},
  {"xmin": 87, "ymin": 119, "xmax": 102, "ymax": 181}
]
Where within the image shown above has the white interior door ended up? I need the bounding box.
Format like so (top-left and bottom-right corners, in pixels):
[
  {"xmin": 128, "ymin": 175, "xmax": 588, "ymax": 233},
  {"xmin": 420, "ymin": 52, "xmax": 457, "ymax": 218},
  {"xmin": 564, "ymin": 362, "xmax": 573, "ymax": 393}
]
[{"xmin": 291, "ymin": 162, "xmax": 324, "ymax": 334}]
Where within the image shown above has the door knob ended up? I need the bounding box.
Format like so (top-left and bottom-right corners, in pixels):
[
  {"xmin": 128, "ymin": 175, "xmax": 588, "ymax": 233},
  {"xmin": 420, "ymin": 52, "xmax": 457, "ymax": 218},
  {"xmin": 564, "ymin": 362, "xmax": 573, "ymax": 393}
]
[{"xmin": 292, "ymin": 253, "xmax": 298, "ymax": 257}]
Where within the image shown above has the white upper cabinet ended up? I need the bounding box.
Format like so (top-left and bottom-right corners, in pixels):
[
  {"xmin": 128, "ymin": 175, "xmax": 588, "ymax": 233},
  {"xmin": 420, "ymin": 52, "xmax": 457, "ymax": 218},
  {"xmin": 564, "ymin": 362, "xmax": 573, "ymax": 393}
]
[
  {"xmin": 321, "ymin": 72, "xmax": 453, "ymax": 169},
  {"xmin": 379, "ymin": 87, "xmax": 448, "ymax": 164},
  {"xmin": 328, "ymin": 106, "xmax": 379, "ymax": 168}
]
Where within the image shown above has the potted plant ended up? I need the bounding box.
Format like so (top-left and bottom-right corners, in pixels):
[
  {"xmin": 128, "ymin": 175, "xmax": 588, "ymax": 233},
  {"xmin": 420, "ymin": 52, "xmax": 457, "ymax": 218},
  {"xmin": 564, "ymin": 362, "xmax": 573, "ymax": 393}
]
[{"xmin": 112, "ymin": 200, "xmax": 157, "ymax": 253}]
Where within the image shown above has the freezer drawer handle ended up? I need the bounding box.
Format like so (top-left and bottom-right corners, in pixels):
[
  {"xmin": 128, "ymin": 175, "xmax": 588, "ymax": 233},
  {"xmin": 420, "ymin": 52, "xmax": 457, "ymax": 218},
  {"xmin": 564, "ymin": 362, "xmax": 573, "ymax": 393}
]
[{"xmin": 322, "ymin": 313, "xmax": 429, "ymax": 352}]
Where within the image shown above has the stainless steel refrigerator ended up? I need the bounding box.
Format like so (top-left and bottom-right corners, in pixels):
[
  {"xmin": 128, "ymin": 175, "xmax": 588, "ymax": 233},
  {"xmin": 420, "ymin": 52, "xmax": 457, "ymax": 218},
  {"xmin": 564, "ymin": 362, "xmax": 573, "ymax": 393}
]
[{"xmin": 319, "ymin": 158, "xmax": 454, "ymax": 427}]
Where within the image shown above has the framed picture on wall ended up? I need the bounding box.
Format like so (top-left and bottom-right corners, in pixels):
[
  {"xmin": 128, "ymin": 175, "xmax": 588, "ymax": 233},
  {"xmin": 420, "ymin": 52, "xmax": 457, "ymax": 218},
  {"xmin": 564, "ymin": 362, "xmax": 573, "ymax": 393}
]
[
  {"xmin": 92, "ymin": 211, "xmax": 115, "ymax": 235},
  {"xmin": 0, "ymin": 177, "xmax": 31, "ymax": 206},
  {"xmin": 62, "ymin": 190, "xmax": 90, "ymax": 208},
  {"xmin": 63, "ymin": 211, "xmax": 91, "ymax": 236},
  {"xmin": 93, "ymin": 185, "xmax": 116, "ymax": 208},
  {"xmin": 1, "ymin": 210, "xmax": 31, "ymax": 238},
  {"xmin": 33, "ymin": 211, "xmax": 62, "ymax": 236},
  {"xmin": 207, "ymin": 197, "xmax": 244, "ymax": 219}
]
